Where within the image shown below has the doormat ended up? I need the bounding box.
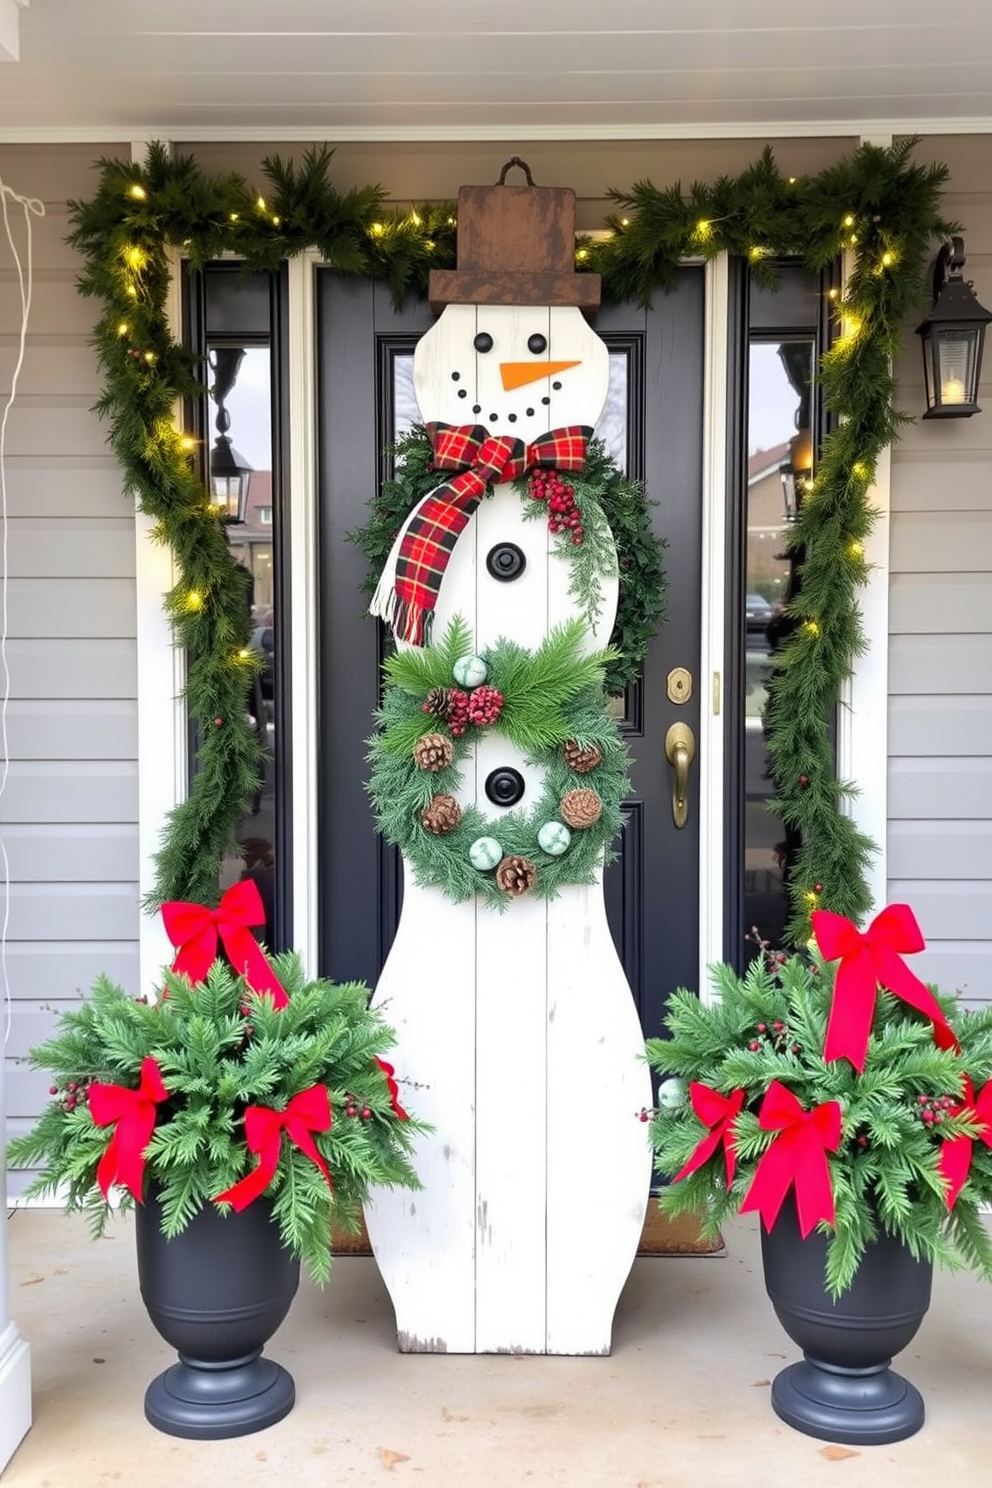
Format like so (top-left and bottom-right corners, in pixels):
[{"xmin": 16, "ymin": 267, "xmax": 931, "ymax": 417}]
[{"xmin": 331, "ymin": 1209, "xmax": 724, "ymax": 1258}]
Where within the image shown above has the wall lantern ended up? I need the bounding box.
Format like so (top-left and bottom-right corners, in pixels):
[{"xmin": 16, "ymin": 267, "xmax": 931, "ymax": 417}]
[
  {"xmin": 209, "ymin": 346, "xmax": 254, "ymax": 521},
  {"xmin": 916, "ymin": 236, "xmax": 992, "ymax": 419}
]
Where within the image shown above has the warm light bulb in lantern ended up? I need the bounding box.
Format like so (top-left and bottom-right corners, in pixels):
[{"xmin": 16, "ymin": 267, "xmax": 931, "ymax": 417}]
[{"xmin": 941, "ymin": 375, "xmax": 966, "ymax": 404}]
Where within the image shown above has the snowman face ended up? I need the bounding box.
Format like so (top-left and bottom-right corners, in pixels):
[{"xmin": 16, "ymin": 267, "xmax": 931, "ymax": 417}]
[{"xmin": 414, "ymin": 303, "xmax": 610, "ymax": 434}]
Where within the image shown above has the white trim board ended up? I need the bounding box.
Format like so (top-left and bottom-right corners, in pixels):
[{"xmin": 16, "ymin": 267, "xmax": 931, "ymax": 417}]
[{"xmin": 0, "ymin": 118, "xmax": 991, "ymax": 145}]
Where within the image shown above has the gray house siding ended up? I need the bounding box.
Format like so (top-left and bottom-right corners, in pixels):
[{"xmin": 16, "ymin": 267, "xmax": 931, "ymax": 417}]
[
  {"xmin": 1, "ymin": 143, "xmax": 139, "ymax": 1197},
  {"xmin": 888, "ymin": 136, "xmax": 992, "ymax": 1003}
]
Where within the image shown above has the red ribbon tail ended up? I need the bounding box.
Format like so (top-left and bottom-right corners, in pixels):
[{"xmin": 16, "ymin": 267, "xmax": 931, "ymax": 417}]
[
  {"xmin": 794, "ymin": 1139, "xmax": 836, "ymax": 1236},
  {"xmin": 220, "ymin": 926, "xmax": 289, "ymax": 1007},
  {"xmin": 214, "ymin": 1149, "xmax": 279, "ymax": 1212},
  {"xmin": 823, "ymin": 958, "xmax": 876, "ymax": 1071},
  {"xmin": 939, "ymin": 1134, "xmax": 974, "ymax": 1210},
  {"xmin": 740, "ymin": 1136, "xmax": 796, "ymax": 1232},
  {"xmin": 672, "ymin": 1127, "xmax": 723, "ymax": 1185}
]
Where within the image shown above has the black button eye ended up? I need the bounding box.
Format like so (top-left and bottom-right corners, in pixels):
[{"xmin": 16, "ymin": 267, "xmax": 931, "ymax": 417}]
[
  {"xmin": 527, "ymin": 333, "xmax": 548, "ymax": 354},
  {"xmin": 474, "ymin": 332, "xmax": 494, "ymax": 353}
]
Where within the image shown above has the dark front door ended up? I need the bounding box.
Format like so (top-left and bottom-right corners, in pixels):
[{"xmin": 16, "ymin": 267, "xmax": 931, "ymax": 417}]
[{"xmin": 317, "ymin": 269, "xmax": 704, "ymax": 1040}]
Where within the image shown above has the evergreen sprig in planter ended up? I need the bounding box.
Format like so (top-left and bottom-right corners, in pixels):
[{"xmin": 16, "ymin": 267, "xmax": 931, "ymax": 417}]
[
  {"xmin": 6, "ymin": 887, "xmax": 425, "ymax": 1438},
  {"xmin": 647, "ymin": 905, "xmax": 992, "ymax": 1444}
]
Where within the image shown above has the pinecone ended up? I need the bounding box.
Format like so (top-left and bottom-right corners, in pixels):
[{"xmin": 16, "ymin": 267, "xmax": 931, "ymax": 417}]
[
  {"xmin": 423, "ymin": 686, "xmax": 454, "ymax": 721},
  {"xmin": 560, "ymin": 787, "xmax": 603, "ymax": 829},
  {"xmin": 421, "ymin": 793, "xmax": 462, "ymax": 835},
  {"xmin": 413, "ymin": 732, "xmax": 454, "ymax": 772},
  {"xmin": 563, "ymin": 740, "xmax": 603, "ymax": 775},
  {"xmin": 495, "ymin": 855, "xmax": 538, "ymax": 897}
]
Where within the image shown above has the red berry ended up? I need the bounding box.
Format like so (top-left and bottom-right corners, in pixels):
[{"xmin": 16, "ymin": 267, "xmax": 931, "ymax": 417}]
[
  {"xmin": 346, "ymin": 1104, "xmax": 357, "ymax": 1117},
  {"xmin": 757, "ymin": 1023, "xmax": 767, "ymax": 1033},
  {"xmin": 749, "ymin": 1040, "xmax": 761, "ymax": 1051},
  {"xmin": 361, "ymin": 1107, "xmax": 372, "ymax": 1120},
  {"xmin": 639, "ymin": 1111, "xmax": 649, "ymax": 1123},
  {"xmin": 49, "ymin": 1085, "xmax": 58, "ymax": 1095}
]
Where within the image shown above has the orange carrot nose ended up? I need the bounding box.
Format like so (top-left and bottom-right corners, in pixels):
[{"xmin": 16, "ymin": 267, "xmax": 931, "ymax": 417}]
[{"xmin": 500, "ymin": 359, "xmax": 580, "ymax": 391}]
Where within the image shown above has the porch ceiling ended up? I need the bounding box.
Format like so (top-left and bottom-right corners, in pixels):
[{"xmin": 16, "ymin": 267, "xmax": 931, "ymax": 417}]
[{"xmin": 4, "ymin": 0, "xmax": 992, "ymax": 140}]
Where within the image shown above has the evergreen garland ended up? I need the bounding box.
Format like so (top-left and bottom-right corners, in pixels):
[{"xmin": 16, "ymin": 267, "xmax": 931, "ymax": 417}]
[
  {"xmin": 366, "ymin": 617, "xmax": 630, "ymax": 908},
  {"xmin": 349, "ymin": 426, "xmax": 666, "ymax": 697},
  {"xmin": 67, "ymin": 137, "xmax": 954, "ymax": 936}
]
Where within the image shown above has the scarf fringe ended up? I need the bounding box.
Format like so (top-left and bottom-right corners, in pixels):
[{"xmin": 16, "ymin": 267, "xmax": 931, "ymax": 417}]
[{"xmin": 369, "ymin": 582, "xmax": 434, "ymax": 647}]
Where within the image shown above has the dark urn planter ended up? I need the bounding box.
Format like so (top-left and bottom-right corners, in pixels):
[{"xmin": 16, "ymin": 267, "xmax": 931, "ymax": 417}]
[
  {"xmin": 135, "ymin": 1190, "xmax": 300, "ymax": 1439},
  {"xmin": 760, "ymin": 1196, "xmax": 933, "ymax": 1445}
]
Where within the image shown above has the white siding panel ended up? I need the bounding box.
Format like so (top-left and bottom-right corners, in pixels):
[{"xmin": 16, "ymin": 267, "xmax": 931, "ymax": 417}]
[
  {"xmin": 5, "ymin": 578, "xmax": 135, "ymax": 637},
  {"xmin": 5, "ymin": 400, "xmax": 115, "ymax": 459},
  {"xmin": 911, "ymin": 945, "xmax": 991, "ymax": 1004},
  {"xmin": 887, "ymin": 880, "xmax": 992, "ymax": 940},
  {"xmin": 888, "ymin": 694, "xmax": 992, "ymax": 756},
  {"xmin": 889, "ymin": 573, "xmax": 992, "ymax": 635},
  {"xmin": 0, "ymin": 276, "xmax": 96, "ymax": 337},
  {"xmin": 5, "ymin": 462, "xmax": 126, "ymax": 519},
  {"xmin": 890, "ymin": 450, "xmax": 992, "ymax": 512},
  {"xmin": 2, "ymin": 824, "xmax": 138, "ymax": 882},
  {"xmin": 888, "ymin": 819, "xmax": 992, "ymax": 879},
  {"xmin": 7, "ymin": 340, "xmax": 101, "ymax": 398},
  {"xmin": 2, "ymin": 942, "xmax": 140, "ymax": 1002},
  {"xmin": 4, "ymin": 883, "xmax": 139, "ymax": 942},
  {"xmin": 890, "ymin": 510, "xmax": 992, "ymax": 574},
  {"xmin": 1, "ymin": 761, "xmax": 137, "ymax": 823},
  {"xmin": 888, "ymin": 634, "xmax": 992, "ymax": 695},
  {"xmin": 888, "ymin": 756, "xmax": 992, "ymax": 819},
  {"xmin": 6, "ymin": 518, "xmax": 135, "ymax": 577},
  {"xmin": 5, "ymin": 700, "xmax": 138, "ymax": 759},
  {"xmin": 5, "ymin": 639, "xmax": 136, "ymax": 697}
]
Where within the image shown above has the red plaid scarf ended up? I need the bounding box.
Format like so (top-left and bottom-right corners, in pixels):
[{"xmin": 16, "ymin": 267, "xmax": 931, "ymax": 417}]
[{"xmin": 370, "ymin": 422, "xmax": 592, "ymax": 645}]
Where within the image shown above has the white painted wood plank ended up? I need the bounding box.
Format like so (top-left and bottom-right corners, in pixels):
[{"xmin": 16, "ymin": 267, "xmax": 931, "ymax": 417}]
[
  {"xmin": 5, "ymin": 578, "xmax": 135, "ymax": 637},
  {"xmin": 472, "ymin": 474, "xmax": 549, "ymax": 1355},
  {"xmin": 890, "ymin": 510, "xmax": 992, "ymax": 574},
  {"xmin": 364, "ymin": 877, "xmax": 478, "ymax": 1354},
  {"xmin": 888, "ymin": 634, "xmax": 992, "ymax": 695},
  {"xmin": 546, "ymin": 879, "xmax": 653, "ymax": 1354},
  {"xmin": 3, "ymin": 639, "xmax": 136, "ymax": 697},
  {"xmin": 888, "ymin": 819, "xmax": 992, "ymax": 880},
  {"xmin": 888, "ymin": 757, "xmax": 992, "ymax": 820},
  {"xmin": 887, "ymin": 880, "xmax": 992, "ymax": 942},
  {"xmin": 888, "ymin": 694, "xmax": 992, "ymax": 756},
  {"xmin": 889, "ymin": 573, "xmax": 992, "ymax": 635},
  {"xmin": 1, "ymin": 760, "xmax": 137, "ymax": 822},
  {"xmin": 5, "ymin": 518, "xmax": 135, "ymax": 577},
  {"xmin": 0, "ymin": 275, "xmax": 90, "ymax": 336},
  {"xmin": 3, "ymin": 402, "xmax": 113, "ymax": 460},
  {"xmin": 6, "ymin": 340, "xmax": 101, "ymax": 397}
]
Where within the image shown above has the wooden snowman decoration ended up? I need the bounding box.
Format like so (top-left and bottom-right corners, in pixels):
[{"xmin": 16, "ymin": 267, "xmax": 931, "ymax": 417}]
[{"xmin": 365, "ymin": 164, "xmax": 653, "ymax": 1354}]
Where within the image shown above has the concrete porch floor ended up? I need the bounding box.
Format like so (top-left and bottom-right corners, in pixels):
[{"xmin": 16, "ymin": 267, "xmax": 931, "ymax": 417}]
[{"xmin": 4, "ymin": 1208, "xmax": 991, "ymax": 1487}]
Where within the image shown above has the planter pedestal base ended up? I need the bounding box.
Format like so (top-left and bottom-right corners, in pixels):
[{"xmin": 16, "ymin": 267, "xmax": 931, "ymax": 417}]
[
  {"xmin": 771, "ymin": 1356, "xmax": 924, "ymax": 1446},
  {"xmin": 145, "ymin": 1349, "xmax": 295, "ymax": 1441}
]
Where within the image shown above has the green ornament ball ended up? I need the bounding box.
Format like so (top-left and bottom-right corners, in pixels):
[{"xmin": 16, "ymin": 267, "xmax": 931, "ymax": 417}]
[
  {"xmin": 537, "ymin": 820, "xmax": 572, "ymax": 856},
  {"xmin": 469, "ymin": 836, "xmax": 503, "ymax": 871},
  {"xmin": 453, "ymin": 654, "xmax": 488, "ymax": 688}
]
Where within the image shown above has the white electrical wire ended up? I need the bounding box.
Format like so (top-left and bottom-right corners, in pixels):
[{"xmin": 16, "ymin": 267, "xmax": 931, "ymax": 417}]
[{"xmin": 1, "ymin": 169, "xmax": 46, "ymax": 1046}]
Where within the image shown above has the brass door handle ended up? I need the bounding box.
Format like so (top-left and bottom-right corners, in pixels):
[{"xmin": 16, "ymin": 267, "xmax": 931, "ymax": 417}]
[{"xmin": 664, "ymin": 722, "xmax": 696, "ymax": 829}]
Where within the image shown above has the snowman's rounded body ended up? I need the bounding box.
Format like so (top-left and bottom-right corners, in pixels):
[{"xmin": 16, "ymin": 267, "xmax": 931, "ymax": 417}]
[{"xmin": 364, "ymin": 302, "xmax": 653, "ymax": 1355}]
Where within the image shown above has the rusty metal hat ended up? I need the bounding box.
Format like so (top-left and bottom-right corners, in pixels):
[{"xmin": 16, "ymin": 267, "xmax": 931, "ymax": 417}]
[{"xmin": 428, "ymin": 158, "xmax": 600, "ymax": 314}]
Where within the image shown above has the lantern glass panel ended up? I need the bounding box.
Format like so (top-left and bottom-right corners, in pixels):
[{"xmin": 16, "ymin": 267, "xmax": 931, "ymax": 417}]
[{"xmin": 935, "ymin": 328, "xmax": 979, "ymax": 407}]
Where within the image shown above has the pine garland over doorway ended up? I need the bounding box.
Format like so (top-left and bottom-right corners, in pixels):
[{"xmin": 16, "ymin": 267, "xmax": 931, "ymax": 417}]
[{"xmin": 66, "ymin": 138, "xmax": 954, "ymax": 939}]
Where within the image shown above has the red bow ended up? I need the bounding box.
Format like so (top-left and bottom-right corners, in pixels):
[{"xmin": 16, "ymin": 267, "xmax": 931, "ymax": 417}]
[
  {"xmin": 368, "ymin": 421, "xmax": 592, "ymax": 645},
  {"xmin": 161, "ymin": 879, "xmax": 287, "ymax": 1008},
  {"xmin": 673, "ymin": 1082, "xmax": 744, "ymax": 1188},
  {"xmin": 375, "ymin": 1057, "xmax": 410, "ymax": 1121},
  {"xmin": 812, "ymin": 904, "xmax": 958, "ymax": 1071},
  {"xmin": 88, "ymin": 1056, "xmax": 169, "ymax": 1202},
  {"xmin": 214, "ymin": 1085, "xmax": 333, "ymax": 1211},
  {"xmin": 739, "ymin": 1081, "xmax": 842, "ymax": 1237},
  {"xmin": 939, "ymin": 1076, "xmax": 992, "ymax": 1209}
]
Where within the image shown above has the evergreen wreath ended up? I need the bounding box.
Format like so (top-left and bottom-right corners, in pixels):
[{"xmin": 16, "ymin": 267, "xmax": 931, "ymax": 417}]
[
  {"xmin": 66, "ymin": 137, "xmax": 954, "ymax": 937},
  {"xmin": 366, "ymin": 617, "xmax": 630, "ymax": 909},
  {"xmin": 350, "ymin": 425, "xmax": 666, "ymax": 698}
]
